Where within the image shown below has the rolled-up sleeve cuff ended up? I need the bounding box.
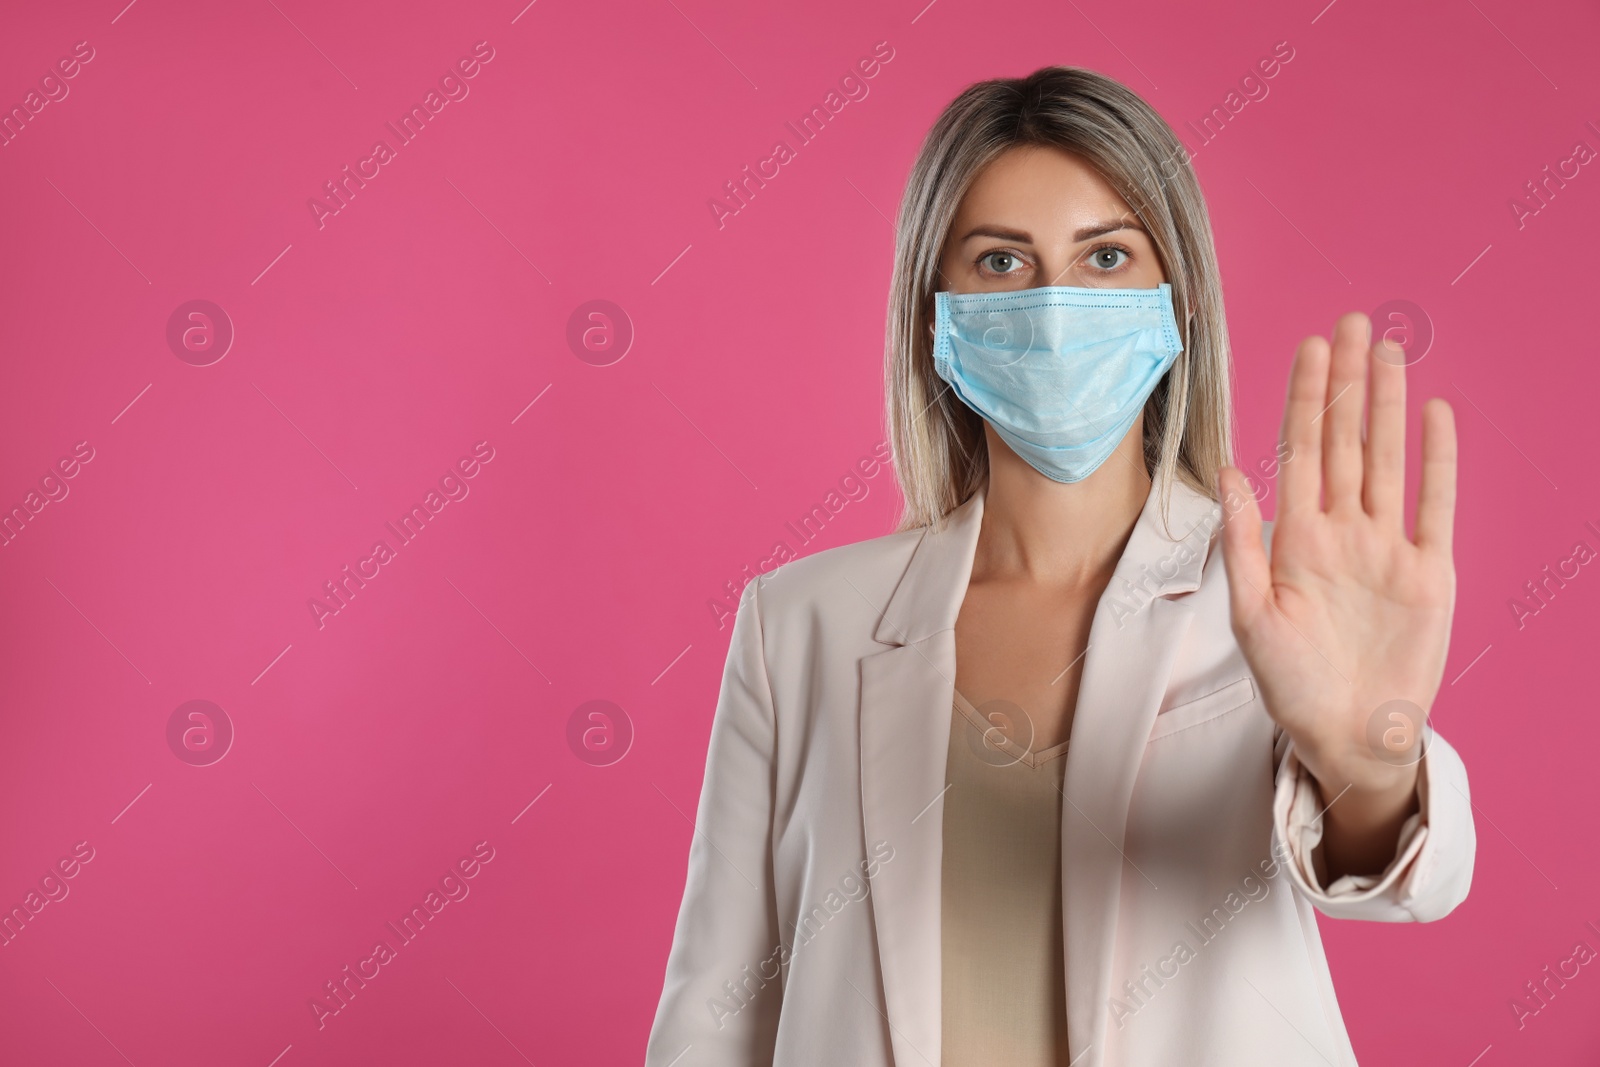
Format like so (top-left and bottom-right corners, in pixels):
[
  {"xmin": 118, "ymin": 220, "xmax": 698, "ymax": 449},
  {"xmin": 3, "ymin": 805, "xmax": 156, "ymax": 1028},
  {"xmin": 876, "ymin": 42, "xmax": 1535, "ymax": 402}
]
[{"xmin": 1272, "ymin": 727, "xmax": 1444, "ymax": 919}]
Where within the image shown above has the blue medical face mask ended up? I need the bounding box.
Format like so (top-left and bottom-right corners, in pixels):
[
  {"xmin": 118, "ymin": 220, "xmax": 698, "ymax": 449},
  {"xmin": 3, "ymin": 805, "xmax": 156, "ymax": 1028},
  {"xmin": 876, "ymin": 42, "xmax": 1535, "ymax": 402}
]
[{"xmin": 931, "ymin": 283, "xmax": 1185, "ymax": 484}]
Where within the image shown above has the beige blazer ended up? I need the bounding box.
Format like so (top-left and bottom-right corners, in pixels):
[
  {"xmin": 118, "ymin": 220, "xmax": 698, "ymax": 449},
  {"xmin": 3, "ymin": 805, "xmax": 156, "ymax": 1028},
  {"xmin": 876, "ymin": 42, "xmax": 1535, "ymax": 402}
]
[{"xmin": 646, "ymin": 476, "xmax": 1475, "ymax": 1067}]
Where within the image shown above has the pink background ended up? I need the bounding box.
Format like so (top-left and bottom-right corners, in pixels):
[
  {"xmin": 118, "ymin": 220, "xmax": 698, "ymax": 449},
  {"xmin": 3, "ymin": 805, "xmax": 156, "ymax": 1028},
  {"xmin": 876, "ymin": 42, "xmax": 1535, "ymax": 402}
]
[{"xmin": 1, "ymin": 0, "xmax": 1596, "ymax": 1063}]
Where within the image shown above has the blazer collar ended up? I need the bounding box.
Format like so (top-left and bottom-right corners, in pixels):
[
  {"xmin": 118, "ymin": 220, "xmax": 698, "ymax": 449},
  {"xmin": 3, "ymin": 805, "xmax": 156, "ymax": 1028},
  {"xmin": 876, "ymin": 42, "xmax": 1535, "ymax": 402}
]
[
  {"xmin": 858, "ymin": 471, "xmax": 1225, "ymax": 1067},
  {"xmin": 872, "ymin": 473, "xmax": 1222, "ymax": 648}
]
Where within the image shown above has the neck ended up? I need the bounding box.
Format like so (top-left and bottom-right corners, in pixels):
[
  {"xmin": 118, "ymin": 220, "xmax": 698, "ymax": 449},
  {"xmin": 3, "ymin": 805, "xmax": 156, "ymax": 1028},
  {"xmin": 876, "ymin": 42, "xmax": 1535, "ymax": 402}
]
[{"xmin": 973, "ymin": 420, "xmax": 1151, "ymax": 587}]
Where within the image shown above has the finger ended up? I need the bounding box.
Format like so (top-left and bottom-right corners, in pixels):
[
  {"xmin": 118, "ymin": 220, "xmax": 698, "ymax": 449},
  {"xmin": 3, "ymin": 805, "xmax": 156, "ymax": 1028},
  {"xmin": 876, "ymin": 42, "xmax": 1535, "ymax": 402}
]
[
  {"xmin": 1362, "ymin": 335, "xmax": 1408, "ymax": 526},
  {"xmin": 1218, "ymin": 465, "xmax": 1274, "ymax": 637},
  {"xmin": 1322, "ymin": 312, "xmax": 1370, "ymax": 513},
  {"xmin": 1278, "ymin": 334, "xmax": 1329, "ymax": 519},
  {"xmin": 1414, "ymin": 397, "xmax": 1457, "ymax": 557}
]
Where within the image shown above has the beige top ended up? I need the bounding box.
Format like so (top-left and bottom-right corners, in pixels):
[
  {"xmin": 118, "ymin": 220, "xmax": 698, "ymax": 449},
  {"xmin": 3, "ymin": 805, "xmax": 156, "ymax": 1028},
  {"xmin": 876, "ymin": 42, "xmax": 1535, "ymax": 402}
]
[{"xmin": 941, "ymin": 690, "xmax": 1071, "ymax": 1066}]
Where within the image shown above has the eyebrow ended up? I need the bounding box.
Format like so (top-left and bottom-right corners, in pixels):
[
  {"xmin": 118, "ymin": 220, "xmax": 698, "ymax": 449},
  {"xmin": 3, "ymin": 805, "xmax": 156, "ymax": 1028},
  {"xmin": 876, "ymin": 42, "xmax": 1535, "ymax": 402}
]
[{"xmin": 960, "ymin": 219, "xmax": 1145, "ymax": 243}]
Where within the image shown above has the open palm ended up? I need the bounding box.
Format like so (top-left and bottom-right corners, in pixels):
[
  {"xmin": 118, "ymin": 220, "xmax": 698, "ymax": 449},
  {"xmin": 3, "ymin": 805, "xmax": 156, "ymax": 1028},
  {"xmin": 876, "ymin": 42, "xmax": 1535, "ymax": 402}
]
[{"xmin": 1218, "ymin": 312, "xmax": 1458, "ymax": 798}]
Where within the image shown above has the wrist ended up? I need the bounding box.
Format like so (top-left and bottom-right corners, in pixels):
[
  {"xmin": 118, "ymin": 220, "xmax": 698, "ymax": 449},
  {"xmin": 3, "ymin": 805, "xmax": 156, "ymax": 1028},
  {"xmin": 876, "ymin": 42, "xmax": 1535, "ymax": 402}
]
[
  {"xmin": 1291, "ymin": 721, "xmax": 1424, "ymax": 798},
  {"xmin": 1316, "ymin": 760, "xmax": 1420, "ymax": 830}
]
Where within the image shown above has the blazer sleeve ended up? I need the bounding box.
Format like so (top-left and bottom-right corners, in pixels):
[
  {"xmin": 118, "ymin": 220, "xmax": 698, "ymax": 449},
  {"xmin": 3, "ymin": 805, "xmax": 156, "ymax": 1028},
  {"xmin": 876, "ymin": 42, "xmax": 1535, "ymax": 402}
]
[
  {"xmin": 1270, "ymin": 722, "xmax": 1476, "ymax": 922},
  {"xmin": 644, "ymin": 577, "xmax": 783, "ymax": 1066}
]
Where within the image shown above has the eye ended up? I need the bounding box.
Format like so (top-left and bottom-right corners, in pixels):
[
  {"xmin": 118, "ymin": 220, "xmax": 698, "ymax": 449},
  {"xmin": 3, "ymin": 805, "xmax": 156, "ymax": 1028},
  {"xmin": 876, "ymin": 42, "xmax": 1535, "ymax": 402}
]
[
  {"xmin": 1086, "ymin": 245, "xmax": 1131, "ymax": 272},
  {"xmin": 977, "ymin": 250, "xmax": 1028, "ymax": 276}
]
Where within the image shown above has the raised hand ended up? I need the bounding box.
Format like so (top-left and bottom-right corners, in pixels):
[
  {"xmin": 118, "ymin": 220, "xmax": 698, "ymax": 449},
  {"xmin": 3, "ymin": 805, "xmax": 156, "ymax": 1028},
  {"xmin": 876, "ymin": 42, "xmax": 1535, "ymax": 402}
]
[{"xmin": 1217, "ymin": 312, "xmax": 1458, "ymax": 879}]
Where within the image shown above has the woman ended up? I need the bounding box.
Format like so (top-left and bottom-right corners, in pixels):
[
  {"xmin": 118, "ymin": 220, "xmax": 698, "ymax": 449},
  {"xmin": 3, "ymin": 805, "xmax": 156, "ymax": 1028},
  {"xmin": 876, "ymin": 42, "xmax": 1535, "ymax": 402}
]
[{"xmin": 645, "ymin": 66, "xmax": 1474, "ymax": 1067}]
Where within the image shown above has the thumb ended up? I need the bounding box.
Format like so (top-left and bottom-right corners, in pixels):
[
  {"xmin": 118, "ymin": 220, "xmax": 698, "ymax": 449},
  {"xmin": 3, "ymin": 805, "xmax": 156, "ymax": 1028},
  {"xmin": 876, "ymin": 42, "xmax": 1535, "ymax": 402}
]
[{"xmin": 1217, "ymin": 465, "xmax": 1272, "ymax": 637}]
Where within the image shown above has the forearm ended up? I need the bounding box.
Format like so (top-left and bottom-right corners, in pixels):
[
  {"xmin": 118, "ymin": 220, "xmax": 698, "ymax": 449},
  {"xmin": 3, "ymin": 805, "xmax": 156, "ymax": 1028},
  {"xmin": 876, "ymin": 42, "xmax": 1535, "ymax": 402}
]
[{"xmin": 1307, "ymin": 758, "xmax": 1420, "ymax": 883}]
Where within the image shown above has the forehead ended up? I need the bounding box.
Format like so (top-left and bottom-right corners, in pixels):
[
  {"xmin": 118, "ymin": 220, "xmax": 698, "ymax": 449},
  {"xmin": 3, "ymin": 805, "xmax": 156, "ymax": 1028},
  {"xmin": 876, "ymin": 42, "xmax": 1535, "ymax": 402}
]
[{"xmin": 951, "ymin": 144, "xmax": 1134, "ymax": 228}]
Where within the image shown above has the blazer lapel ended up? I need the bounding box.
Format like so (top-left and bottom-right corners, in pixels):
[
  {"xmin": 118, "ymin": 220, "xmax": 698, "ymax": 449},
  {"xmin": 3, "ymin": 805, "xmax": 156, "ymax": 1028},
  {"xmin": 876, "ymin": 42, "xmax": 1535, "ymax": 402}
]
[
  {"xmin": 1061, "ymin": 478, "xmax": 1220, "ymax": 1067},
  {"xmin": 856, "ymin": 475, "xmax": 1221, "ymax": 1067},
  {"xmin": 859, "ymin": 486, "xmax": 986, "ymax": 1067}
]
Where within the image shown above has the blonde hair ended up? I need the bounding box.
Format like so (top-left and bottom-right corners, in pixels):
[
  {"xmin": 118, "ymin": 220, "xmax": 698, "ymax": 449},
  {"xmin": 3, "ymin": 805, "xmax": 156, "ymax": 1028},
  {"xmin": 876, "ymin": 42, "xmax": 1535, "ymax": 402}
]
[{"xmin": 884, "ymin": 66, "xmax": 1235, "ymax": 532}]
